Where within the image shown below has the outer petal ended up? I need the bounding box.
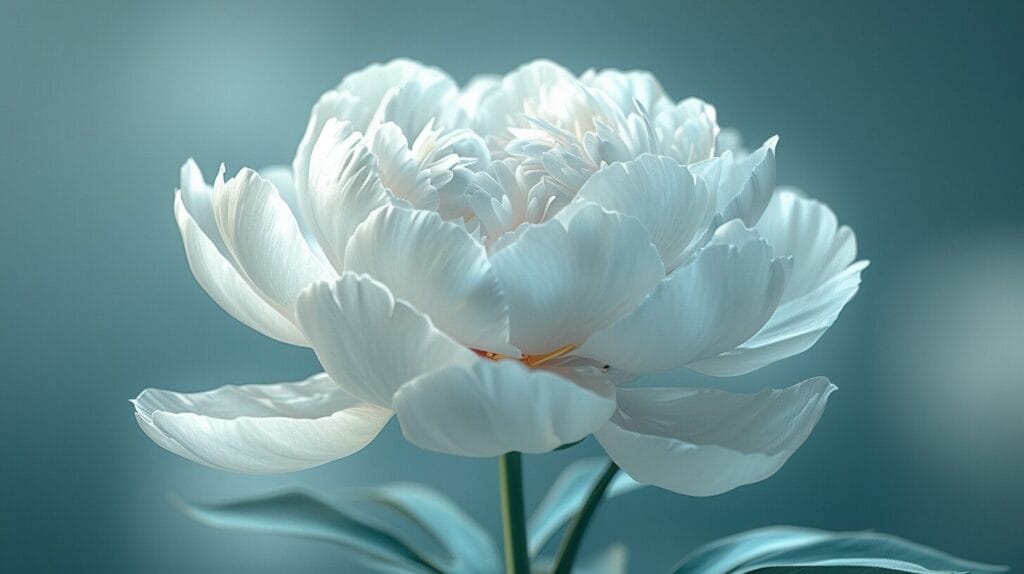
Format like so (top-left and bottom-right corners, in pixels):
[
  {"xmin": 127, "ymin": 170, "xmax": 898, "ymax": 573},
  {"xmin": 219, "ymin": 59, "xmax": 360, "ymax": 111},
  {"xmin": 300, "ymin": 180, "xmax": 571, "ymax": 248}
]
[
  {"xmin": 344, "ymin": 205, "xmax": 516, "ymax": 356},
  {"xmin": 174, "ymin": 161, "xmax": 306, "ymax": 345},
  {"xmin": 177, "ymin": 159, "xmax": 229, "ymax": 257},
  {"xmin": 257, "ymin": 165, "xmax": 322, "ymax": 251},
  {"xmin": 595, "ymin": 378, "xmax": 836, "ymax": 496},
  {"xmin": 132, "ymin": 373, "xmax": 392, "ymax": 473},
  {"xmin": 293, "ymin": 89, "xmax": 362, "ymax": 234},
  {"xmin": 691, "ymin": 191, "xmax": 867, "ymax": 376},
  {"xmin": 291, "ymin": 60, "xmax": 455, "ymax": 241},
  {"xmin": 295, "ymin": 273, "xmax": 477, "ymax": 407},
  {"xmin": 367, "ymin": 71, "xmax": 460, "ymax": 136},
  {"xmin": 491, "ymin": 203, "xmax": 665, "ymax": 356},
  {"xmin": 573, "ymin": 154, "xmax": 716, "ymax": 271},
  {"xmin": 692, "ymin": 137, "xmax": 777, "ymax": 227},
  {"xmin": 392, "ymin": 360, "xmax": 616, "ymax": 457},
  {"xmin": 343, "ymin": 59, "xmax": 458, "ymax": 135},
  {"xmin": 754, "ymin": 190, "xmax": 859, "ymax": 297},
  {"xmin": 577, "ymin": 234, "xmax": 789, "ymax": 374},
  {"xmin": 580, "ymin": 68, "xmax": 673, "ymax": 118},
  {"xmin": 212, "ymin": 167, "xmax": 333, "ymax": 315},
  {"xmin": 174, "ymin": 192, "xmax": 306, "ymax": 345},
  {"xmin": 305, "ymin": 118, "xmax": 391, "ymax": 271}
]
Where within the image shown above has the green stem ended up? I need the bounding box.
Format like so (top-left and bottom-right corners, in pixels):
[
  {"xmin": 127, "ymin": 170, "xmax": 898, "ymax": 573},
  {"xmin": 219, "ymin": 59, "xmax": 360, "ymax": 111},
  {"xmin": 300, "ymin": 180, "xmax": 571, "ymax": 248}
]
[
  {"xmin": 499, "ymin": 452, "xmax": 531, "ymax": 574},
  {"xmin": 552, "ymin": 460, "xmax": 620, "ymax": 574}
]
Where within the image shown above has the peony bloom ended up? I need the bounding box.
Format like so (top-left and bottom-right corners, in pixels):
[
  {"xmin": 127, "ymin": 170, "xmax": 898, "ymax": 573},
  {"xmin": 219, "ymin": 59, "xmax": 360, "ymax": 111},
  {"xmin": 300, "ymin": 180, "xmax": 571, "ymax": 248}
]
[{"xmin": 134, "ymin": 59, "xmax": 866, "ymax": 496}]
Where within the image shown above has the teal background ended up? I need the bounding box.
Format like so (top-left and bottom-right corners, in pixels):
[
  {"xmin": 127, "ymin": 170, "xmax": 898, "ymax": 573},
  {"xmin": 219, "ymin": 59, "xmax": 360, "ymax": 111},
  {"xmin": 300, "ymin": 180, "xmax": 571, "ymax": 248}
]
[{"xmin": 2, "ymin": 1, "xmax": 1022, "ymax": 572}]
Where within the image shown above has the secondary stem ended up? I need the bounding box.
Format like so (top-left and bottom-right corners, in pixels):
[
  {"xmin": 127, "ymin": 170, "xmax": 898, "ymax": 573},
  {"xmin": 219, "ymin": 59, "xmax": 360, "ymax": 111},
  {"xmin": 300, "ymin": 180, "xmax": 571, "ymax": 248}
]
[
  {"xmin": 552, "ymin": 460, "xmax": 620, "ymax": 574},
  {"xmin": 499, "ymin": 451, "xmax": 531, "ymax": 574}
]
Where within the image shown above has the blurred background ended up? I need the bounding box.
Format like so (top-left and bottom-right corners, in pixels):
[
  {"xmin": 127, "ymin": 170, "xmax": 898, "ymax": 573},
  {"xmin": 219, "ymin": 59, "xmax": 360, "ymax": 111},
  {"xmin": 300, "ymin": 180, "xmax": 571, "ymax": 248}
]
[{"xmin": 2, "ymin": 1, "xmax": 1022, "ymax": 572}]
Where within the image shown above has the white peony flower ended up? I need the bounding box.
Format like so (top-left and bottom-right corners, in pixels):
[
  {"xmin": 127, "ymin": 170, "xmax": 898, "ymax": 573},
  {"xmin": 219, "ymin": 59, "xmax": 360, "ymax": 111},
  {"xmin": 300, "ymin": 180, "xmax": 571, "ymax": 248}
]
[{"xmin": 134, "ymin": 59, "xmax": 866, "ymax": 497}]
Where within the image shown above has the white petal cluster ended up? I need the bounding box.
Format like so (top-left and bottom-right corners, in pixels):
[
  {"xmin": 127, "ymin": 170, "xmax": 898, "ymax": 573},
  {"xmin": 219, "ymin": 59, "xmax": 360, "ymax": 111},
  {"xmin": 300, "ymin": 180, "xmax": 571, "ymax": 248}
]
[{"xmin": 135, "ymin": 59, "xmax": 866, "ymax": 496}]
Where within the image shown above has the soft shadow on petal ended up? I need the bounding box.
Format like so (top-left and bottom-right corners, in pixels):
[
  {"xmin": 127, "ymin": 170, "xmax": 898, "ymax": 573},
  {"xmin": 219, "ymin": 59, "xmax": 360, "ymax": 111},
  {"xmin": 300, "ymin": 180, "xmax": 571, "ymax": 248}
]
[
  {"xmin": 393, "ymin": 360, "xmax": 616, "ymax": 457},
  {"xmin": 345, "ymin": 205, "xmax": 516, "ymax": 356},
  {"xmin": 756, "ymin": 191, "xmax": 858, "ymax": 296},
  {"xmin": 457, "ymin": 74, "xmax": 501, "ymax": 125},
  {"xmin": 291, "ymin": 60, "xmax": 458, "ymax": 226},
  {"xmin": 348, "ymin": 59, "xmax": 459, "ymax": 136},
  {"xmin": 573, "ymin": 154, "xmax": 716, "ymax": 271},
  {"xmin": 691, "ymin": 191, "xmax": 867, "ymax": 376},
  {"xmin": 581, "ymin": 67, "xmax": 672, "ymax": 118},
  {"xmin": 295, "ymin": 273, "xmax": 477, "ymax": 407},
  {"xmin": 212, "ymin": 166, "xmax": 333, "ymax": 315},
  {"xmin": 653, "ymin": 97, "xmax": 719, "ymax": 165},
  {"xmin": 577, "ymin": 232, "xmax": 788, "ymax": 374},
  {"xmin": 172, "ymin": 171, "xmax": 305, "ymax": 343},
  {"xmin": 368, "ymin": 122, "xmax": 438, "ymax": 210},
  {"xmin": 305, "ymin": 118, "xmax": 391, "ymax": 271},
  {"xmin": 257, "ymin": 164, "xmax": 323, "ymax": 256},
  {"xmin": 177, "ymin": 158, "xmax": 230, "ymax": 257},
  {"xmin": 473, "ymin": 59, "xmax": 580, "ymax": 144},
  {"xmin": 691, "ymin": 137, "xmax": 777, "ymax": 227},
  {"xmin": 293, "ymin": 89, "xmax": 363, "ymax": 226},
  {"xmin": 491, "ymin": 203, "xmax": 664, "ymax": 356},
  {"xmin": 595, "ymin": 377, "xmax": 835, "ymax": 496},
  {"xmin": 132, "ymin": 373, "xmax": 392, "ymax": 474}
]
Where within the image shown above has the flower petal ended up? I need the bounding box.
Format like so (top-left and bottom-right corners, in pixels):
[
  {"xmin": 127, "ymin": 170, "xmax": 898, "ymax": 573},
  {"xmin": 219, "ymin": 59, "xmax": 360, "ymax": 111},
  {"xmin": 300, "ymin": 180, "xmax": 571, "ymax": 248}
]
[
  {"xmin": 393, "ymin": 360, "xmax": 616, "ymax": 457},
  {"xmin": 174, "ymin": 191, "xmax": 306, "ymax": 345},
  {"xmin": 577, "ymin": 234, "xmax": 789, "ymax": 374},
  {"xmin": 212, "ymin": 167, "xmax": 333, "ymax": 316},
  {"xmin": 654, "ymin": 97, "xmax": 720, "ymax": 164},
  {"xmin": 691, "ymin": 191, "xmax": 868, "ymax": 376},
  {"xmin": 295, "ymin": 273, "xmax": 477, "ymax": 407},
  {"xmin": 292, "ymin": 89, "xmax": 362, "ymax": 231},
  {"xmin": 291, "ymin": 61, "xmax": 456, "ymax": 248},
  {"xmin": 366, "ymin": 70, "xmax": 460, "ymax": 136},
  {"xmin": 344, "ymin": 205, "xmax": 516, "ymax": 356},
  {"xmin": 491, "ymin": 203, "xmax": 665, "ymax": 356},
  {"xmin": 177, "ymin": 158, "xmax": 230, "ymax": 257},
  {"xmin": 595, "ymin": 377, "xmax": 836, "ymax": 496},
  {"xmin": 474, "ymin": 59, "xmax": 581, "ymax": 143},
  {"xmin": 580, "ymin": 67, "xmax": 672, "ymax": 117},
  {"xmin": 755, "ymin": 190, "xmax": 860, "ymax": 298},
  {"xmin": 458, "ymin": 74, "xmax": 501, "ymax": 125},
  {"xmin": 368, "ymin": 122, "xmax": 438, "ymax": 210},
  {"xmin": 174, "ymin": 160, "xmax": 307, "ymax": 345},
  {"xmin": 305, "ymin": 118, "xmax": 391, "ymax": 271},
  {"xmin": 132, "ymin": 373, "xmax": 392, "ymax": 473},
  {"xmin": 692, "ymin": 137, "xmax": 777, "ymax": 227},
  {"xmin": 337, "ymin": 58, "xmax": 456, "ymax": 134},
  {"xmin": 574, "ymin": 154, "xmax": 716, "ymax": 271}
]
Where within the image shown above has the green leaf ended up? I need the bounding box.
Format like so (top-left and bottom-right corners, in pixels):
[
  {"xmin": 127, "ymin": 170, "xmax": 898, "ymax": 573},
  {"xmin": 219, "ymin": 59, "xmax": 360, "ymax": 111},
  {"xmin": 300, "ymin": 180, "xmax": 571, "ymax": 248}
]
[
  {"xmin": 182, "ymin": 490, "xmax": 440, "ymax": 573},
  {"xmin": 527, "ymin": 457, "xmax": 645, "ymax": 557},
  {"xmin": 670, "ymin": 527, "xmax": 1007, "ymax": 574},
  {"xmin": 182, "ymin": 484, "xmax": 503, "ymax": 573},
  {"xmin": 345, "ymin": 482, "xmax": 502, "ymax": 574}
]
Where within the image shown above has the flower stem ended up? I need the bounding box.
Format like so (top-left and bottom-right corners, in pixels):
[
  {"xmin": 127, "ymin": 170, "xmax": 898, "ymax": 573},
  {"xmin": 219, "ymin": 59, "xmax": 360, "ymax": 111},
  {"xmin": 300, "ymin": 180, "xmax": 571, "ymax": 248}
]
[
  {"xmin": 552, "ymin": 460, "xmax": 620, "ymax": 574},
  {"xmin": 498, "ymin": 452, "xmax": 531, "ymax": 574}
]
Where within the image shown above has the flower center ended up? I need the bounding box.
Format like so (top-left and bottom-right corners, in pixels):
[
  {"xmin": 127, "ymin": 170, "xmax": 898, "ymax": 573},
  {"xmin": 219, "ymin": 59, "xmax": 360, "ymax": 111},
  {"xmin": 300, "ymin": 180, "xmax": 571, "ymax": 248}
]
[{"xmin": 474, "ymin": 343, "xmax": 577, "ymax": 367}]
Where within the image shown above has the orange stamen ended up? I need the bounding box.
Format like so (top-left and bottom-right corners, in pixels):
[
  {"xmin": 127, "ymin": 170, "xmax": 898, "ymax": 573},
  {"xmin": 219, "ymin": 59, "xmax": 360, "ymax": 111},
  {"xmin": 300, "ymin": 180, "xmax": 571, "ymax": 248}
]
[
  {"xmin": 523, "ymin": 343, "xmax": 577, "ymax": 367},
  {"xmin": 474, "ymin": 343, "xmax": 578, "ymax": 367}
]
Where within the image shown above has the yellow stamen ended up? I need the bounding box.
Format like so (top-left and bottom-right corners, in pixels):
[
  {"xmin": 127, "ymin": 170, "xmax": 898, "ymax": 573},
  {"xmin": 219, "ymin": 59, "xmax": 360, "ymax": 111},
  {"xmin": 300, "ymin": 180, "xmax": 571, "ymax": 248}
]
[
  {"xmin": 523, "ymin": 344, "xmax": 577, "ymax": 367},
  {"xmin": 473, "ymin": 343, "xmax": 578, "ymax": 368}
]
